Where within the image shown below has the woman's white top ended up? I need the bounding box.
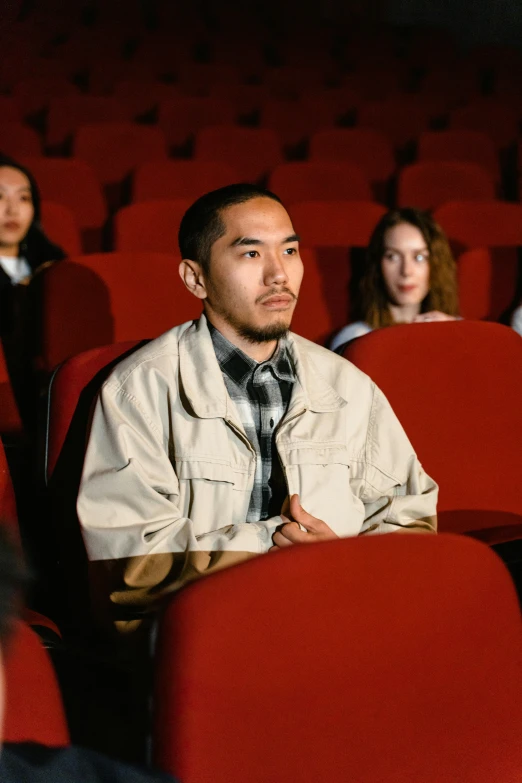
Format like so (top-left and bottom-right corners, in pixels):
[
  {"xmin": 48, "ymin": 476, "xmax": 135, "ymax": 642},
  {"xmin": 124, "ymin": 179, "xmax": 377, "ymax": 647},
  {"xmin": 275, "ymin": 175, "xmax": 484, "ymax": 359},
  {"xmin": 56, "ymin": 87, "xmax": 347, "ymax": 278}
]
[
  {"xmin": 0, "ymin": 256, "xmax": 31, "ymax": 284},
  {"xmin": 329, "ymin": 321, "xmax": 373, "ymax": 352},
  {"xmin": 511, "ymin": 305, "xmax": 522, "ymax": 337}
]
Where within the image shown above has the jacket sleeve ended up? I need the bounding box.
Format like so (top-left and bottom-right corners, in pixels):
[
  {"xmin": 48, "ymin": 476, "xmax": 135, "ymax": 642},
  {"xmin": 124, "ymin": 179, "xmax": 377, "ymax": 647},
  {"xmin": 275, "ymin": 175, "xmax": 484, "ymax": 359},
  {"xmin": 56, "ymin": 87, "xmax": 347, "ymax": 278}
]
[
  {"xmin": 77, "ymin": 382, "xmax": 282, "ymax": 629},
  {"xmin": 358, "ymin": 385, "xmax": 438, "ymax": 535}
]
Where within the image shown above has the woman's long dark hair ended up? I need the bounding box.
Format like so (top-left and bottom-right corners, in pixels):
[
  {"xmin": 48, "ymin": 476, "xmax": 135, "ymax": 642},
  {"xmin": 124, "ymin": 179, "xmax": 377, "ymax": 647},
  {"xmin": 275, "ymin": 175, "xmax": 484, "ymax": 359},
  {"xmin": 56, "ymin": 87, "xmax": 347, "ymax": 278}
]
[{"xmin": 0, "ymin": 154, "xmax": 66, "ymax": 269}]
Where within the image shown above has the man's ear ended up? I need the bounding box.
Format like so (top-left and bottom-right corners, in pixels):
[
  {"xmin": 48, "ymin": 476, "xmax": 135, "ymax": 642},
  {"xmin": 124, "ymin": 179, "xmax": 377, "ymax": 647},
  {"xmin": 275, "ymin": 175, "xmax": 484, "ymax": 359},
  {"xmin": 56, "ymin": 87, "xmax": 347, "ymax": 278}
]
[{"xmin": 179, "ymin": 259, "xmax": 208, "ymax": 300}]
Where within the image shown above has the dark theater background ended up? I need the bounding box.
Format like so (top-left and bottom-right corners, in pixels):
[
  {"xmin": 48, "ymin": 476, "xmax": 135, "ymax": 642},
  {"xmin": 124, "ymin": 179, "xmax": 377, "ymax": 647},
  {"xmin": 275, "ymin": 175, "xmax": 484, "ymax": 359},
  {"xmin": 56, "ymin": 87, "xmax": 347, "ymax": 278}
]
[{"xmin": 0, "ymin": 0, "xmax": 521, "ymax": 781}]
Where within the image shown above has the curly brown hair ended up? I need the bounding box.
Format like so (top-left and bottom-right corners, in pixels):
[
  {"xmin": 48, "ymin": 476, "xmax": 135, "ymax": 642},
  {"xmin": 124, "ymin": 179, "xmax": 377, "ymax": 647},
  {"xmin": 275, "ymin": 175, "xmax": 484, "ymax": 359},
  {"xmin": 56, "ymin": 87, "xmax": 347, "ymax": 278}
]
[{"xmin": 356, "ymin": 208, "xmax": 459, "ymax": 328}]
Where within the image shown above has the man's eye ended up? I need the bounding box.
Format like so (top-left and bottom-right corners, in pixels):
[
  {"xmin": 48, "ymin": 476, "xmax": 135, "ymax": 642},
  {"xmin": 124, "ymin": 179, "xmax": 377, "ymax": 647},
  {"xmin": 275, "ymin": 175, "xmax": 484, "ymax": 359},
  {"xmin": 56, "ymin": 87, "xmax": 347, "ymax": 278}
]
[
  {"xmin": 245, "ymin": 250, "xmax": 259, "ymax": 258},
  {"xmin": 284, "ymin": 247, "xmax": 296, "ymax": 255}
]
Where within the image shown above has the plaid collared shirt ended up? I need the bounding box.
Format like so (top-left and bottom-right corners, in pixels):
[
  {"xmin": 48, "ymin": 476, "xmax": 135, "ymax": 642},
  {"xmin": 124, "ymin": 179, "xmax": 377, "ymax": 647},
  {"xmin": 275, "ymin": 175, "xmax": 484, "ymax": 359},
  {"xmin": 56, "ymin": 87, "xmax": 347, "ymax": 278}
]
[{"xmin": 209, "ymin": 324, "xmax": 296, "ymax": 522}]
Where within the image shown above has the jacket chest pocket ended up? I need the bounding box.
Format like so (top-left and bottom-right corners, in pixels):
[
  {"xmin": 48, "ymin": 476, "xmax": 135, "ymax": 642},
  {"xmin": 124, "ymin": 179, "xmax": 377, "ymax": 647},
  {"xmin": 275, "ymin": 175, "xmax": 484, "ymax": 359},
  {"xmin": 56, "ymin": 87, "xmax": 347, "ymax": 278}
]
[
  {"xmin": 175, "ymin": 459, "xmax": 253, "ymax": 533},
  {"xmin": 282, "ymin": 445, "xmax": 365, "ymax": 537}
]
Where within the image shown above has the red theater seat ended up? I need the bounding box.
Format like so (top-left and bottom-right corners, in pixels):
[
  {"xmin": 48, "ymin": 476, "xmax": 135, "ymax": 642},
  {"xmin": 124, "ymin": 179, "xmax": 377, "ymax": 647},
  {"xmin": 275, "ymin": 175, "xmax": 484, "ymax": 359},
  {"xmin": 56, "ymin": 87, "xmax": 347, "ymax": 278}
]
[
  {"xmin": 114, "ymin": 199, "xmax": 191, "ymax": 253},
  {"xmin": 158, "ymin": 97, "xmax": 236, "ymax": 148},
  {"xmin": 4, "ymin": 621, "xmax": 70, "ymax": 746},
  {"xmin": 397, "ymin": 161, "xmax": 496, "ymax": 210},
  {"xmin": 194, "ymin": 126, "xmax": 283, "ymax": 182},
  {"xmin": 289, "ymin": 200, "xmax": 387, "ymax": 247},
  {"xmin": 309, "ymin": 128, "xmax": 395, "ymax": 187},
  {"xmin": 0, "ymin": 437, "xmax": 19, "ymax": 539},
  {"xmin": 153, "ymin": 534, "xmax": 522, "ymax": 782},
  {"xmin": 0, "ymin": 122, "xmax": 41, "ymax": 157},
  {"xmin": 417, "ymin": 130, "xmax": 501, "ymax": 184},
  {"xmin": 13, "ymin": 77, "xmax": 79, "ymax": 117},
  {"xmin": 357, "ymin": 99, "xmax": 432, "ymax": 148},
  {"xmin": 36, "ymin": 252, "xmax": 200, "ymax": 370},
  {"xmin": 434, "ymin": 200, "xmax": 522, "ymax": 319},
  {"xmin": 40, "ymin": 201, "xmax": 82, "ymax": 257},
  {"xmin": 0, "ymin": 343, "xmax": 22, "ymax": 435},
  {"xmin": 47, "ymin": 96, "xmax": 130, "ymax": 148},
  {"xmin": 450, "ymin": 101, "xmax": 519, "ymax": 148},
  {"xmin": 73, "ymin": 122, "xmax": 168, "ymax": 185},
  {"xmin": 268, "ymin": 162, "xmax": 372, "ymax": 204},
  {"xmin": 20, "ymin": 157, "xmax": 107, "ymax": 233},
  {"xmin": 259, "ymin": 99, "xmax": 338, "ymax": 148},
  {"xmin": 133, "ymin": 160, "xmax": 238, "ymax": 203},
  {"xmin": 343, "ymin": 321, "xmax": 522, "ymax": 544}
]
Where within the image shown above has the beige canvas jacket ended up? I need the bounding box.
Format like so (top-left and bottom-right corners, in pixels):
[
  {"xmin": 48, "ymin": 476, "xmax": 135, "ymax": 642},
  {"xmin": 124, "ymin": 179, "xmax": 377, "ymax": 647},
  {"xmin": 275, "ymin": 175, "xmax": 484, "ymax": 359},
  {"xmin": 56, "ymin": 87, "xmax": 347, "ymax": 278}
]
[{"xmin": 78, "ymin": 315, "xmax": 437, "ymax": 632}]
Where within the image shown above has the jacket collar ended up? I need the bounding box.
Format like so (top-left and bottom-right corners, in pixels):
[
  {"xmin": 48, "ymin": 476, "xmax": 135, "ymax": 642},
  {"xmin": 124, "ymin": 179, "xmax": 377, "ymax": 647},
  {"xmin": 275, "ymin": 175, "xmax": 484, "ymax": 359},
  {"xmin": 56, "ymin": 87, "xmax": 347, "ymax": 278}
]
[{"xmin": 179, "ymin": 315, "xmax": 346, "ymax": 420}]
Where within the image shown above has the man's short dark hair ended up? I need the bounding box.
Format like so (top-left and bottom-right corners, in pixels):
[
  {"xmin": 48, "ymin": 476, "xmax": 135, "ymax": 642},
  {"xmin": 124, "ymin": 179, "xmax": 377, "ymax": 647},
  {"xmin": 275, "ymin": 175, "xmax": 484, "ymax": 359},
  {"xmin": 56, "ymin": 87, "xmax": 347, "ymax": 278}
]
[
  {"xmin": 0, "ymin": 527, "xmax": 26, "ymax": 645},
  {"xmin": 178, "ymin": 183, "xmax": 283, "ymax": 273}
]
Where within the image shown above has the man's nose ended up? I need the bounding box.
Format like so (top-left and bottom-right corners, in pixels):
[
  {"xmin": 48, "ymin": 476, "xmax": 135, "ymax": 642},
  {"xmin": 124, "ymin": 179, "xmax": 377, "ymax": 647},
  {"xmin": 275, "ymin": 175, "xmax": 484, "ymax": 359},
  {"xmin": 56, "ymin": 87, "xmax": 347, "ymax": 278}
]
[{"xmin": 263, "ymin": 253, "xmax": 288, "ymax": 285}]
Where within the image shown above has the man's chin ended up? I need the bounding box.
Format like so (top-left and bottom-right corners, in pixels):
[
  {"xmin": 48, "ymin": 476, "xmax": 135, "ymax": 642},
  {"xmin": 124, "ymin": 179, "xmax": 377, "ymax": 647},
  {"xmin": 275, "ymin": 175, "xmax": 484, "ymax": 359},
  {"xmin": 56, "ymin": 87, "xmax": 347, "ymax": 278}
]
[{"xmin": 237, "ymin": 319, "xmax": 291, "ymax": 344}]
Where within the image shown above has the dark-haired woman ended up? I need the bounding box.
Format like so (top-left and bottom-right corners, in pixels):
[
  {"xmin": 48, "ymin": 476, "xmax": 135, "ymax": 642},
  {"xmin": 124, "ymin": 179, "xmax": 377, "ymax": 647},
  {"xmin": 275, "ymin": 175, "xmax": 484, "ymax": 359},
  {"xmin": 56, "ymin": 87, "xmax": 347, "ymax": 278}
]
[
  {"xmin": 0, "ymin": 156, "xmax": 66, "ymax": 427},
  {"xmin": 329, "ymin": 208, "xmax": 459, "ymax": 352}
]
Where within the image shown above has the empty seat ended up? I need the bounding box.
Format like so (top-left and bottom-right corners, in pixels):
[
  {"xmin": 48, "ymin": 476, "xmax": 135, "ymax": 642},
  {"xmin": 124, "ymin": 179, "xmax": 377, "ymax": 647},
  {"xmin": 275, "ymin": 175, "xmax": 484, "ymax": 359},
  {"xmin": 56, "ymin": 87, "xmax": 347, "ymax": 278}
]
[
  {"xmin": 73, "ymin": 122, "xmax": 168, "ymax": 185},
  {"xmin": 434, "ymin": 200, "xmax": 522, "ymax": 319},
  {"xmin": 309, "ymin": 128, "xmax": 395, "ymax": 185},
  {"xmin": 450, "ymin": 101, "xmax": 519, "ymax": 148},
  {"xmin": 158, "ymin": 97, "xmax": 236, "ymax": 149},
  {"xmin": 113, "ymin": 79, "xmax": 179, "ymax": 118},
  {"xmin": 268, "ymin": 162, "xmax": 372, "ymax": 204},
  {"xmin": 20, "ymin": 157, "xmax": 107, "ymax": 233},
  {"xmin": 0, "ymin": 97, "xmax": 21, "ymax": 121},
  {"xmin": 153, "ymin": 533, "xmax": 522, "ymax": 782},
  {"xmin": 36, "ymin": 252, "xmax": 200, "ymax": 370},
  {"xmin": 13, "ymin": 76, "xmax": 79, "ymax": 117},
  {"xmin": 176, "ymin": 63, "xmax": 240, "ymax": 96},
  {"xmin": 0, "ymin": 436, "xmax": 19, "ymax": 537},
  {"xmin": 0, "ymin": 122, "xmax": 41, "ymax": 157},
  {"xmin": 397, "ymin": 161, "xmax": 496, "ymax": 210},
  {"xmin": 114, "ymin": 200, "xmax": 191, "ymax": 253},
  {"xmin": 133, "ymin": 160, "xmax": 239, "ymax": 203},
  {"xmin": 47, "ymin": 96, "xmax": 130, "ymax": 148},
  {"xmin": 417, "ymin": 130, "xmax": 501, "ymax": 184},
  {"xmin": 289, "ymin": 200, "xmax": 387, "ymax": 247},
  {"xmin": 210, "ymin": 84, "xmax": 270, "ymax": 116},
  {"xmin": 195, "ymin": 126, "xmax": 283, "ymax": 182},
  {"xmin": 343, "ymin": 321, "xmax": 522, "ymax": 543},
  {"xmin": 259, "ymin": 99, "xmax": 338, "ymax": 148},
  {"xmin": 456, "ymin": 247, "xmax": 502, "ymax": 321},
  {"xmin": 40, "ymin": 201, "xmax": 82, "ymax": 258},
  {"xmin": 4, "ymin": 621, "xmax": 69, "ymax": 746},
  {"xmin": 357, "ymin": 99, "xmax": 432, "ymax": 147}
]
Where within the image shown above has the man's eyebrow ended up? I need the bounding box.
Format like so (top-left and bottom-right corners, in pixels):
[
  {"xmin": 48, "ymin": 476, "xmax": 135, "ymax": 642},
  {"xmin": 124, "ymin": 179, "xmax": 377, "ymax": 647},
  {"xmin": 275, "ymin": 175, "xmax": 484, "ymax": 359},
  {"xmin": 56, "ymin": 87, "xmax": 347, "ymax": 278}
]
[
  {"xmin": 230, "ymin": 237, "xmax": 263, "ymax": 247},
  {"xmin": 283, "ymin": 234, "xmax": 300, "ymax": 243}
]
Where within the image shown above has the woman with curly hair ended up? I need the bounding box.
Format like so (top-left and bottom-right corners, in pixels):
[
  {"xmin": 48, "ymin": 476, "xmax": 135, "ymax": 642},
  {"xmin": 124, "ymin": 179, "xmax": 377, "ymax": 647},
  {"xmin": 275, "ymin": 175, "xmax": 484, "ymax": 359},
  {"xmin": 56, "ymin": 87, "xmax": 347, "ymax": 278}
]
[{"xmin": 329, "ymin": 208, "xmax": 459, "ymax": 352}]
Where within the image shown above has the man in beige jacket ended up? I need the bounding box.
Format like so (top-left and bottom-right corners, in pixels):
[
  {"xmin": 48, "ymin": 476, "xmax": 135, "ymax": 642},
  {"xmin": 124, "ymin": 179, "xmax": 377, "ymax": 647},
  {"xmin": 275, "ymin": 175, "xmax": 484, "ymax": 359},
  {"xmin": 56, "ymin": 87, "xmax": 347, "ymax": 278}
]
[{"xmin": 78, "ymin": 184, "xmax": 437, "ymax": 632}]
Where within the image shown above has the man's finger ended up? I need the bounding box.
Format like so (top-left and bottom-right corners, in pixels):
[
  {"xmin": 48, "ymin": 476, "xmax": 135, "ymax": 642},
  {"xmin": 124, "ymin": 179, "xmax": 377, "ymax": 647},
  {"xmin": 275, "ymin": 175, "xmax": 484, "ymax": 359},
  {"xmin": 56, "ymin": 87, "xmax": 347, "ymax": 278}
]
[
  {"xmin": 289, "ymin": 494, "xmax": 320, "ymax": 532},
  {"xmin": 272, "ymin": 530, "xmax": 294, "ymax": 548}
]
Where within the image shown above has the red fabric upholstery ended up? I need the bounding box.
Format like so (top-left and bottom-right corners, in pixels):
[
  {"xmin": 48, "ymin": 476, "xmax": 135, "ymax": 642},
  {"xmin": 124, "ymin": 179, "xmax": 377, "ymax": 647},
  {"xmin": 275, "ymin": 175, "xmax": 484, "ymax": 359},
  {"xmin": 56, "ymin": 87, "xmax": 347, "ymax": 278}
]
[
  {"xmin": 194, "ymin": 126, "xmax": 283, "ymax": 182},
  {"xmin": 73, "ymin": 122, "xmax": 168, "ymax": 185},
  {"xmin": 450, "ymin": 100, "xmax": 519, "ymax": 148},
  {"xmin": 456, "ymin": 246, "xmax": 507, "ymax": 321},
  {"xmin": 133, "ymin": 161, "xmax": 238, "ymax": 203},
  {"xmin": 0, "ymin": 343, "xmax": 22, "ymax": 435},
  {"xmin": 3, "ymin": 621, "xmax": 69, "ymax": 746},
  {"xmin": 0, "ymin": 121, "xmax": 41, "ymax": 157},
  {"xmin": 0, "ymin": 97, "xmax": 20, "ymax": 121},
  {"xmin": 343, "ymin": 322, "xmax": 522, "ymax": 542},
  {"xmin": 46, "ymin": 96, "xmax": 130, "ymax": 147},
  {"xmin": 12, "ymin": 77, "xmax": 79, "ymax": 117},
  {"xmin": 158, "ymin": 98, "xmax": 236, "ymax": 148},
  {"xmin": 309, "ymin": 128, "xmax": 395, "ymax": 184},
  {"xmin": 0, "ymin": 437, "xmax": 19, "ymax": 539},
  {"xmin": 290, "ymin": 247, "xmax": 348, "ymax": 345},
  {"xmin": 357, "ymin": 98, "xmax": 432, "ymax": 147},
  {"xmin": 259, "ymin": 99, "xmax": 338, "ymax": 148},
  {"xmin": 37, "ymin": 252, "xmax": 200, "ymax": 371},
  {"xmin": 153, "ymin": 534, "xmax": 522, "ymax": 783},
  {"xmin": 417, "ymin": 130, "xmax": 500, "ymax": 184},
  {"xmin": 176, "ymin": 63, "xmax": 240, "ymax": 96},
  {"xmin": 20, "ymin": 157, "xmax": 107, "ymax": 231},
  {"xmin": 397, "ymin": 161, "xmax": 496, "ymax": 210},
  {"xmin": 268, "ymin": 162, "xmax": 372, "ymax": 204},
  {"xmin": 114, "ymin": 199, "xmax": 191, "ymax": 253},
  {"xmin": 40, "ymin": 201, "xmax": 82, "ymax": 257},
  {"xmin": 113, "ymin": 80, "xmax": 178, "ymax": 119},
  {"xmin": 289, "ymin": 200, "xmax": 387, "ymax": 247}
]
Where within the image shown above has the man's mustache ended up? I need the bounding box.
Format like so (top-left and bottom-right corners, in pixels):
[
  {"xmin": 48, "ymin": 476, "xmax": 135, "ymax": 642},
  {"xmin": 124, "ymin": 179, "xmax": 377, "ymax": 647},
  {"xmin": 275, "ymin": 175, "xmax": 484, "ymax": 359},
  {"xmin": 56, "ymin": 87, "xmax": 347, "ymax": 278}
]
[{"xmin": 256, "ymin": 287, "xmax": 298, "ymax": 304}]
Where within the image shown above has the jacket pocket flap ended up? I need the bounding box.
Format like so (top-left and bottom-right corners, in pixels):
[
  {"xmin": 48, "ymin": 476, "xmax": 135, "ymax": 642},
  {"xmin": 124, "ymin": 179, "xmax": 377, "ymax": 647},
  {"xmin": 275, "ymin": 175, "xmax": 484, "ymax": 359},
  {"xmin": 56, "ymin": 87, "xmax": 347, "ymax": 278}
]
[
  {"xmin": 283, "ymin": 444, "xmax": 351, "ymax": 466},
  {"xmin": 176, "ymin": 459, "xmax": 248, "ymax": 486}
]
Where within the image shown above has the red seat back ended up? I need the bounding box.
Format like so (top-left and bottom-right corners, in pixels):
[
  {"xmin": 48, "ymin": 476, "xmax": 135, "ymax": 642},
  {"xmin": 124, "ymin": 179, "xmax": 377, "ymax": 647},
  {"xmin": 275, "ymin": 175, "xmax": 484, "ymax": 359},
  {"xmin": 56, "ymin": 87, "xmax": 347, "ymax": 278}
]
[
  {"xmin": 194, "ymin": 126, "xmax": 283, "ymax": 182},
  {"xmin": 158, "ymin": 98, "xmax": 236, "ymax": 148},
  {"xmin": 289, "ymin": 200, "xmax": 387, "ymax": 247},
  {"xmin": 47, "ymin": 96, "xmax": 129, "ymax": 147},
  {"xmin": 153, "ymin": 534, "xmax": 522, "ymax": 783},
  {"xmin": 397, "ymin": 161, "xmax": 496, "ymax": 210},
  {"xmin": 309, "ymin": 128, "xmax": 395, "ymax": 184},
  {"xmin": 417, "ymin": 130, "xmax": 500, "ymax": 184},
  {"xmin": 36, "ymin": 252, "xmax": 200, "ymax": 371},
  {"xmin": 133, "ymin": 161, "xmax": 238, "ymax": 203},
  {"xmin": 0, "ymin": 343, "xmax": 22, "ymax": 435},
  {"xmin": 269, "ymin": 162, "xmax": 372, "ymax": 204},
  {"xmin": 114, "ymin": 200, "xmax": 192, "ymax": 253},
  {"xmin": 4, "ymin": 621, "xmax": 69, "ymax": 746},
  {"xmin": 0, "ymin": 121, "xmax": 41, "ymax": 158},
  {"xmin": 343, "ymin": 321, "xmax": 522, "ymax": 537},
  {"xmin": 40, "ymin": 201, "xmax": 82, "ymax": 257},
  {"xmin": 73, "ymin": 122, "xmax": 168, "ymax": 185},
  {"xmin": 0, "ymin": 437, "xmax": 19, "ymax": 539}
]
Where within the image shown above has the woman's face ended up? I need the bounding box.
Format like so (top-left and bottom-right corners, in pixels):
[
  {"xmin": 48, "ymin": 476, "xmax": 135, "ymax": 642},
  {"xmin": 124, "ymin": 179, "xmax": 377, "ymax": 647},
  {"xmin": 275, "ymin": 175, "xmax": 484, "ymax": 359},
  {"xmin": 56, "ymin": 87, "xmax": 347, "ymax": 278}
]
[
  {"xmin": 380, "ymin": 222, "xmax": 430, "ymax": 307},
  {"xmin": 0, "ymin": 166, "xmax": 34, "ymax": 255}
]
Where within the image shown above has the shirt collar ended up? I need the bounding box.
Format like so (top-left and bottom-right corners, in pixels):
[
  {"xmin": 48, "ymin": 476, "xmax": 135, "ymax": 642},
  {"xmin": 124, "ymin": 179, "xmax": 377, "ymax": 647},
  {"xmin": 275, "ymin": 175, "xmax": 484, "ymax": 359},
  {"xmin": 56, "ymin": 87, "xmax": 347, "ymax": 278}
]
[{"xmin": 208, "ymin": 322, "xmax": 295, "ymax": 388}]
